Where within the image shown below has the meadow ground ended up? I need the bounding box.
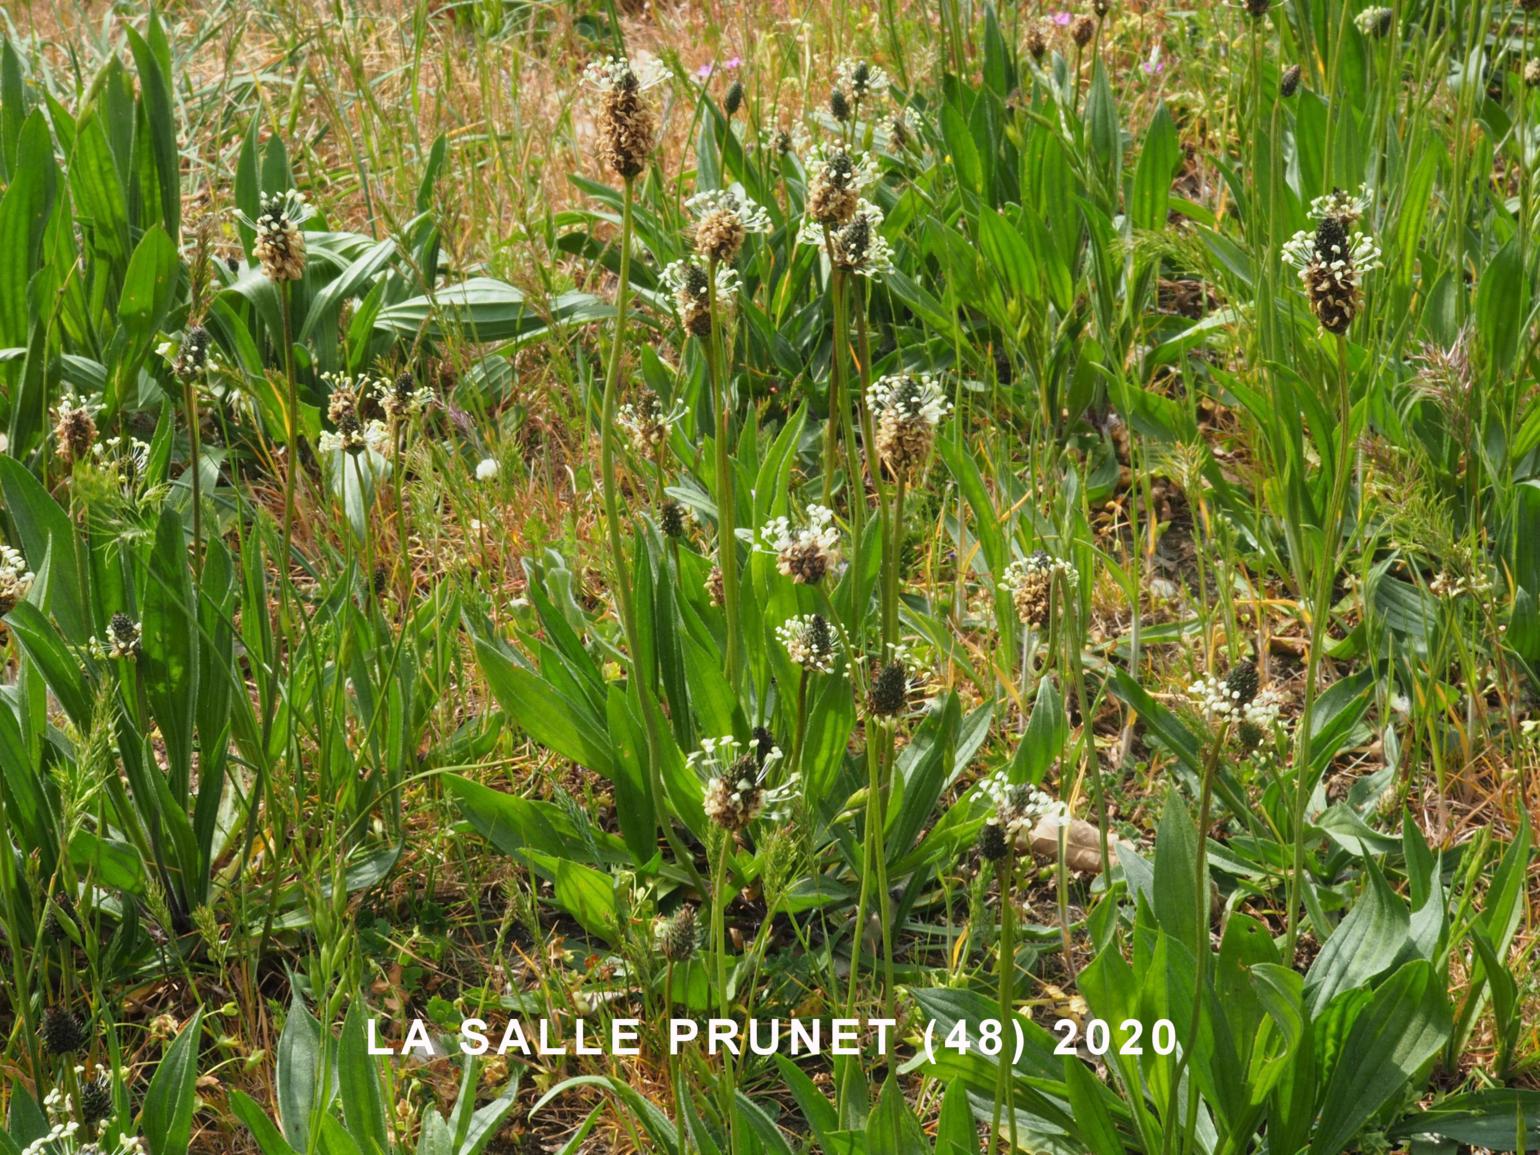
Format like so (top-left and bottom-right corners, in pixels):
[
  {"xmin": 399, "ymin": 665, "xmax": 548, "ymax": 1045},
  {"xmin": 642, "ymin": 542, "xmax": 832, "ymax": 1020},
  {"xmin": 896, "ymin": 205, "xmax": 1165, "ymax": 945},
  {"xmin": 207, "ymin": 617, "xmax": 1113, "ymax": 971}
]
[{"xmin": 1, "ymin": 0, "xmax": 1538, "ymax": 1152}]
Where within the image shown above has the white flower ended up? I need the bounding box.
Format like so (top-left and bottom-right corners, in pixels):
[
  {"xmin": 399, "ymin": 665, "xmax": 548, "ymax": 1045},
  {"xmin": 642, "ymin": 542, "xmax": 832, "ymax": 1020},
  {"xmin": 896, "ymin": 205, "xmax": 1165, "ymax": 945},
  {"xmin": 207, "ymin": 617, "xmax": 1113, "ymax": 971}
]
[
  {"xmin": 1, "ymin": 545, "xmax": 35, "ymax": 612},
  {"xmin": 835, "ymin": 58, "xmax": 890, "ymax": 108},
  {"xmin": 1282, "ymin": 226, "xmax": 1381, "ymax": 279},
  {"xmin": 617, "ymin": 391, "xmax": 687, "ymax": 453},
  {"xmin": 799, "ymin": 199, "xmax": 893, "ymax": 277},
  {"xmin": 582, "ymin": 54, "xmax": 668, "ymax": 92},
  {"xmin": 761, "ymin": 504, "xmax": 843, "ymax": 584},
  {"xmin": 1242, "ymin": 688, "xmax": 1286, "ymax": 731},
  {"xmin": 777, "ymin": 613, "xmax": 839, "ymax": 672},
  {"xmin": 1429, "ymin": 570, "xmax": 1490, "ymax": 599},
  {"xmin": 802, "ymin": 144, "xmax": 877, "ymax": 226},
  {"xmin": 375, "ymin": 375, "xmax": 434, "ymax": 421},
  {"xmin": 1354, "ymin": 6, "xmax": 1393, "ymax": 36},
  {"xmin": 89, "ymin": 614, "xmax": 142, "ymax": 661},
  {"xmin": 686, "ymin": 187, "xmax": 772, "ymax": 236},
  {"xmin": 91, "ymin": 436, "xmax": 151, "ymax": 487},
  {"xmin": 979, "ymin": 770, "xmax": 1066, "ymax": 841},
  {"xmin": 1188, "ymin": 675, "xmax": 1250, "ymax": 721},
  {"xmin": 690, "ymin": 735, "xmax": 798, "ymax": 831},
  {"xmin": 867, "ymin": 373, "xmax": 951, "ymax": 426},
  {"xmin": 1001, "ymin": 551, "xmax": 1076, "ymax": 626},
  {"xmin": 662, "ymin": 260, "xmax": 739, "ymax": 333},
  {"xmin": 804, "ymin": 142, "xmax": 878, "ymax": 191},
  {"xmin": 475, "ymin": 458, "xmax": 500, "ymax": 482},
  {"xmin": 1307, "ymin": 184, "xmax": 1371, "ymax": 225},
  {"xmin": 317, "ymin": 418, "xmax": 388, "ymax": 457},
  {"xmin": 662, "ymin": 260, "xmax": 740, "ymax": 299},
  {"xmin": 868, "ymin": 372, "xmax": 948, "ymax": 477}
]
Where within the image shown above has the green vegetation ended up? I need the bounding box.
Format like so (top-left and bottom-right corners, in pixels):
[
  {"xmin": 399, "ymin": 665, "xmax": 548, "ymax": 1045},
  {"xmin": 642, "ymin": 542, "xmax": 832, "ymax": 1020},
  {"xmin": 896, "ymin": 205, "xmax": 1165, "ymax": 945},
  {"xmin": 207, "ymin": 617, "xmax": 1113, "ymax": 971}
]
[{"xmin": 0, "ymin": 1, "xmax": 1537, "ymax": 1152}]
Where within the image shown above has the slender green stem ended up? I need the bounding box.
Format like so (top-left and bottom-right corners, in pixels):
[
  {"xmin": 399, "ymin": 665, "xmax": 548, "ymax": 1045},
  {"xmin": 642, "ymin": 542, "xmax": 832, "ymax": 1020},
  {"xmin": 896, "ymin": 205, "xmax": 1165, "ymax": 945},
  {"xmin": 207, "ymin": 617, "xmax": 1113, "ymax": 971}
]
[
  {"xmin": 183, "ymin": 376, "xmax": 204, "ymax": 574},
  {"xmin": 1283, "ymin": 333, "xmax": 1354, "ymax": 959},
  {"xmin": 278, "ymin": 282, "xmax": 299, "ymax": 597},
  {"xmin": 665, "ymin": 963, "xmax": 691, "ymax": 1155},
  {"xmin": 991, "ymin": 850, "xmax": 1019, "ymax": 1152},
  {"xmin": 883, "ymin": 476, "xmax": 906, "ymax": 649},
  {"xmin": 822, "ymin": 268, "xmax": 846, "ymax": 511},
  {"xmin": 598, "ymin": 180, "xmax": 703, "ymax": 889},
  {"xmin": 711, "ymin": 834, "xmax": 740, "ymax": 1155},
  {"xmin": 875, "ymin": 721, "xmax": 897, "ymax": 1028},
  {"xmin": 707, "ymin": 260, "xmax": 741, "ymax": 690},
  {"xmin": 789, "ymin": 668, "xmax": 810, "ymax": 781}
]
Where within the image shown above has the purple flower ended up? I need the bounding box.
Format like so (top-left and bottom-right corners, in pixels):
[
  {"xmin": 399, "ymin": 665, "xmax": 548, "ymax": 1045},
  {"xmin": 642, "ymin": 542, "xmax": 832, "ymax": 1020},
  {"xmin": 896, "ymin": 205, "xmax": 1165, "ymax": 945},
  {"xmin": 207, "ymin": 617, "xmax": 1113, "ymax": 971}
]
[
  {"xmin": 1052, "ymin": 10, "xmax": 1073, "ymax": 25},
  {"xmin": 1142, "ymin": 54, "xmax": 1166, "ymax": 75},
  {"xmin": 697, "ymin": 56, "xmax": 742, "ymax": 80}
]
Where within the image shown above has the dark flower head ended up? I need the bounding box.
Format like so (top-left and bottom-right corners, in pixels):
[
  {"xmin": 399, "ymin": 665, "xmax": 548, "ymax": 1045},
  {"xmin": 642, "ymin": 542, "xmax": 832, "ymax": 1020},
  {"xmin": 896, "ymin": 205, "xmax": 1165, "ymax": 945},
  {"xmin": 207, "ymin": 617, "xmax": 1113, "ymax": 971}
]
[
  {"xmin": 830, "ymin": 88, "xmax": 851, "ymax": 122},
  {"xmin": 109, "ymin": 613, "xmax": 141, "ymax": 654},
  {"xmin": 778, "ymin": 613, "xmax": 839, "ymax": 672},
  {"xmin": 80, "ymin": 1073, "xmax": 113, "ymax": 1128},
  {"xmin": 869, "ymin": 660, "xmax": 908, "ymax": 717},
  {"xmin": 1284, "ymin": 201, "xmax": 1380, "ymax": 335},
  {"xmin": 174, "ymin": 324, "xmax": 211, "ymax": 379},
  {"xmin": 750, "ymin": 726, "xmax": 777, "ymax": 767},
  {"xmin": 1355, "ymin": 5, "xmax": 1393, "ymax": 36},
  {"xmin": 1223, "ymin": 660, "xmax": 1259, "ymax": 708},
  {"xmin": 1026, "ymin": 23, "xmax": 1048, "ymax": 60},
  {"xmin": 41, "ymin": 1006, "xmax": 89, "ymax": 1055},
  {"xmin": 1280, "ymin": 63, "xmax": 1302, "ymax": 97},
  {"xmin": 977, "ymin": 819, "xmax": 1009, "ymax": 862},
  {"xmin": 724, "ymin": 80, "xmax": 744, "ymax": 116},
  {"xmin": 659, "ymin": 498, "xmax": 688, "ymax": 538}
]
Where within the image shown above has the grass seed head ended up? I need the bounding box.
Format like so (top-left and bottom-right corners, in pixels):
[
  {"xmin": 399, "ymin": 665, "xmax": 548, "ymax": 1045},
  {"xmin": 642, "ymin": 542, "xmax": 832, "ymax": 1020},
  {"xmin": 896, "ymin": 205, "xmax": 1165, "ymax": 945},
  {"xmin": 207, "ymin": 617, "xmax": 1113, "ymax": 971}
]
[
  {"xmin": 1280, "ymin": 63, "xmax": 1302, "ymax": 97},
  {"xmin": 655, "ymin": 905, "xmax": 701, "ymax": 964}
]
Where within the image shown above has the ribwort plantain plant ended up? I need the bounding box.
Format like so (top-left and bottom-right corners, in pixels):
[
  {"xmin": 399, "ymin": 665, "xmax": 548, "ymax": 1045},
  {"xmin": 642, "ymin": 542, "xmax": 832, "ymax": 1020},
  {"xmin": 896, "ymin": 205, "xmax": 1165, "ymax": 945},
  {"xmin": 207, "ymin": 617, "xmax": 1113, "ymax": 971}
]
[{"xmin": 1, "ymin": 6, "xmax": 1539, "ymax": 1155}]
